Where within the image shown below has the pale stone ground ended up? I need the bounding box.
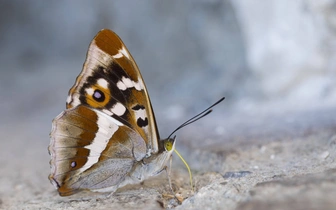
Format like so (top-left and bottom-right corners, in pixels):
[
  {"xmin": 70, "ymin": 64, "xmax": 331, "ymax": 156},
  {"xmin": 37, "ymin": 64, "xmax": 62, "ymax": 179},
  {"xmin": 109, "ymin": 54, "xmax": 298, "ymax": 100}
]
[{"xmin": 1, "ymin": 105, "xmax": 335, "ymax": 209}]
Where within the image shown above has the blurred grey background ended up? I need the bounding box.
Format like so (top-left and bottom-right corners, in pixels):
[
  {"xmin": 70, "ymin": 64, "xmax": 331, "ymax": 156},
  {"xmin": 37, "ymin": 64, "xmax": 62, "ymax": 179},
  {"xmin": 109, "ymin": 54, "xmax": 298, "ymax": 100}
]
[{"xmin": 1, "ymin": 0, "xmax": 336, "ymax": 156}]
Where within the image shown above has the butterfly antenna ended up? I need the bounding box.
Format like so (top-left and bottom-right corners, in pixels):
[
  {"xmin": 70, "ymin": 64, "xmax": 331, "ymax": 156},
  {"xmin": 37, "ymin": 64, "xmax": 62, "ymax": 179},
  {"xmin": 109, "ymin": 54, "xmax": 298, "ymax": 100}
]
[{"xmin": 167, "ymin": 97, "xmax": 225, "ymax": 139}]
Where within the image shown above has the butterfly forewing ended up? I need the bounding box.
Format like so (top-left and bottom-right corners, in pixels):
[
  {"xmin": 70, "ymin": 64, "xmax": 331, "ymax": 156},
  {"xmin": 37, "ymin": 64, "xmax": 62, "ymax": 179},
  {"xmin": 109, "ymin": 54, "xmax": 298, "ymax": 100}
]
[{"xmin": 66, "ymin": 29, "xmax": 159, "ymax": 153}]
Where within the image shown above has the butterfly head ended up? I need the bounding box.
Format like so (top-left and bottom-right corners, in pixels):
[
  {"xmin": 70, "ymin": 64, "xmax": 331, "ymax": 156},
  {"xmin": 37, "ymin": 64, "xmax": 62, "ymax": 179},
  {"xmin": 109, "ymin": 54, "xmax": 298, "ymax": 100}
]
[{"xmin": 162, "ymin": 136, "xmax": 176, "ymax": 152}]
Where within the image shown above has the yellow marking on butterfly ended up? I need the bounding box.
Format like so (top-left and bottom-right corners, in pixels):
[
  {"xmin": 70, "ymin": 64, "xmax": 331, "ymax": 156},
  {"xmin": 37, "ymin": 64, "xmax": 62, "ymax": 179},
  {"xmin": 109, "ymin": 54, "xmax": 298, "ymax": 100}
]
[
  {"xmin": 164, "ymin": 140, "xmax": 194, "ymax": 191},
  {"xmin": 164, "ymin": 140, "xmax": 173, "ymax": 151}
]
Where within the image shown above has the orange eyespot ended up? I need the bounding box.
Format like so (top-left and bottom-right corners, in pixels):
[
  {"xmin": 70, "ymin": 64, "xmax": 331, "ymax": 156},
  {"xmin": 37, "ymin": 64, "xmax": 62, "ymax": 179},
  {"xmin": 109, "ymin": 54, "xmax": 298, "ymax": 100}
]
[
  {"xmin": 92, "ymin": 89, "xmax": 105, "ymax": 102},
  {"xmin": 86, "ymin": 85, "xmax": 110, "ymax": 108},
  {"xmin": 70, "ymin": 161, "xmax": 76, "ymax": 168}
]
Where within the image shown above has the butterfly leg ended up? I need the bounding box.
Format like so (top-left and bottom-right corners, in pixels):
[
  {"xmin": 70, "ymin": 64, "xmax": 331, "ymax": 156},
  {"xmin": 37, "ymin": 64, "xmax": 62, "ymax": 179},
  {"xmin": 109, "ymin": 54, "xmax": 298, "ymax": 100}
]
[
  {"xmin": 161, "ymin": 156, "xmax": 185, "ymax": 204},
  {"xmin": 166, "ymin": 154, "xmax": 173, "ymax": 194}
]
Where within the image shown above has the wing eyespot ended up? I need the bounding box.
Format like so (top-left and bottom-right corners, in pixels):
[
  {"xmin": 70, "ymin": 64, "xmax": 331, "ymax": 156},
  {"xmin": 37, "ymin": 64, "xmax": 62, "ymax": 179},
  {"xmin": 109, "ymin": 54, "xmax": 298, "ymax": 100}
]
[
  {"xmin": 93, "ymin": 89, "xmax": 105, "ymax": 102},
  {"xmin": 85, "ymin": 85, "xmax": 111, "ymax": 108},
  {"xmin": 71, "ymin": 161, "xmax": 77, "ymax": 168}
]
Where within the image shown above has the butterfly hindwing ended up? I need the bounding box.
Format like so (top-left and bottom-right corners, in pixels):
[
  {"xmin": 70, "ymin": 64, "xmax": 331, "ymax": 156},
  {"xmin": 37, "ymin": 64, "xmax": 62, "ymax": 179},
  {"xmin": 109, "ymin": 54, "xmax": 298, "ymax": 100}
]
[{"xmin": 49, "ymin": 104, "xmax": 148, "ymax": 196}]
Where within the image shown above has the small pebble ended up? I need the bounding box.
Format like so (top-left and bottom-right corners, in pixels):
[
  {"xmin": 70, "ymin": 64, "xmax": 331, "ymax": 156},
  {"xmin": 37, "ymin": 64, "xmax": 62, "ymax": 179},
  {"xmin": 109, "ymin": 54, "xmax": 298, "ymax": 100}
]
[
  {"xmin": 223, "ymin": 171, "xmax": 252, "ymax": 178},
  {"xmin": 319, "ymin": 151, "xmax": 329, "ymax": 159}
]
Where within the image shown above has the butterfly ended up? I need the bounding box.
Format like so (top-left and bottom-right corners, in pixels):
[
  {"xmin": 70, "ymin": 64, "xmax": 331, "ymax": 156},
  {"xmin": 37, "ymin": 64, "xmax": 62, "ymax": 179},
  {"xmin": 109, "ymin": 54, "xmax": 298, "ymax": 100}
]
[{"xmin": 48, "ymin": 29, "xmax": 224, "ymax": 196}]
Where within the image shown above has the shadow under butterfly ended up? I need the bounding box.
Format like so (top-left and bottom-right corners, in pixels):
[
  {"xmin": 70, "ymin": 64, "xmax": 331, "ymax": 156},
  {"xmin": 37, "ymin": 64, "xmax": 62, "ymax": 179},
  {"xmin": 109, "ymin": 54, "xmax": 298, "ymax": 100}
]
[{"xmin": 48, "ymin": 29, "xmax": 224, "ymax": 197}]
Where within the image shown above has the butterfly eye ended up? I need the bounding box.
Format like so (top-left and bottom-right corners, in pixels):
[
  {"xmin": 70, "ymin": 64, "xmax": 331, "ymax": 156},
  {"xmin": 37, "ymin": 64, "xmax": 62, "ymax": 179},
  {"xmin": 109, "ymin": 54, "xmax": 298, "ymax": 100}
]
[
  {"xmin": 93, "ymin": 89, "xmax": 105, "ymax": 102},
  {"xmin": 164, "ymin": 139, "xmax": 174, "ymax": 151}
]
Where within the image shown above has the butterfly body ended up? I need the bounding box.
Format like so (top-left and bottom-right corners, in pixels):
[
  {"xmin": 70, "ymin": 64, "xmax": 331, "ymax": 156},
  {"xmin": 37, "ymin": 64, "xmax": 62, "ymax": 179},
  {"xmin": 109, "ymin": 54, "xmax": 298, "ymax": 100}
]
[{"xmin": 48, "ymin": 29, "xmax": 175, "ymax": 196}]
